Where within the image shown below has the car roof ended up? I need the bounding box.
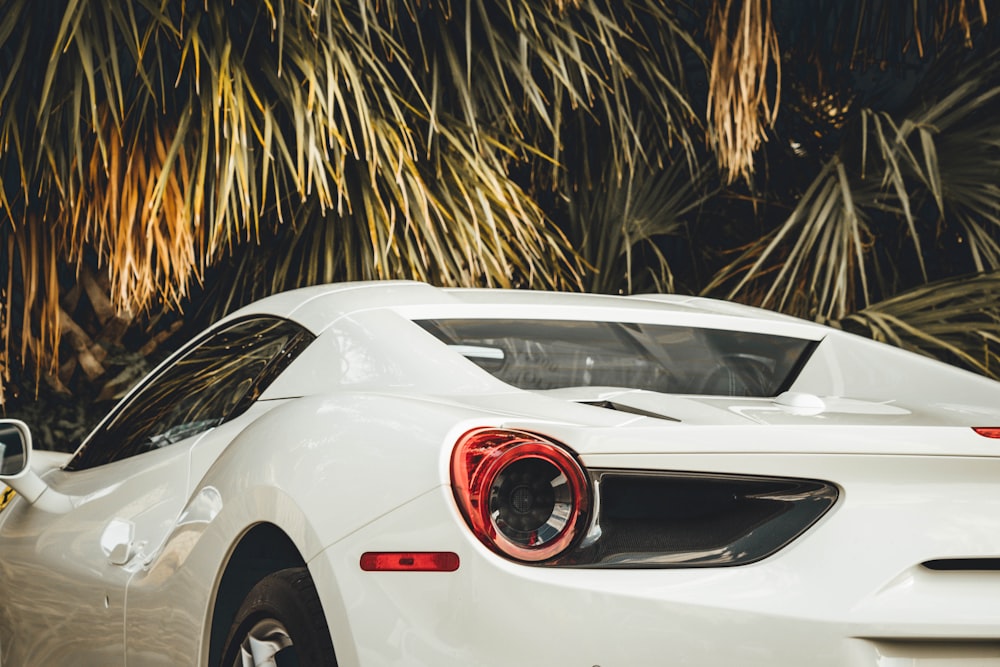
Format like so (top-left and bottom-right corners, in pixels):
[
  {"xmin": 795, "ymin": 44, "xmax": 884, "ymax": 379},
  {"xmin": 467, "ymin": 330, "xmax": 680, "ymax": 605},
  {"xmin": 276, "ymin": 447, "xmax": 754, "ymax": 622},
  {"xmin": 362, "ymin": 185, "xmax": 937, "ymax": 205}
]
[
  {"xmin": 230, "ymin": 281, "xmax": 1000, "ymax": 431},
  {"xmin": 221, "ymin": 280, "xmax": 824, "ymax": 338}
]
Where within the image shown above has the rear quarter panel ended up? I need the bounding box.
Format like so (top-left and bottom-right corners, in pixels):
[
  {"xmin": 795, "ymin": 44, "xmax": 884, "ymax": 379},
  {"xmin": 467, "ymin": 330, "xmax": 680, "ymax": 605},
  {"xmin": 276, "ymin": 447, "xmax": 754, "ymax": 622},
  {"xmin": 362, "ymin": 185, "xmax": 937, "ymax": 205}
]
[{"xmin": 122, "ymin": 392, "xmax": 497, "ymax": 665}]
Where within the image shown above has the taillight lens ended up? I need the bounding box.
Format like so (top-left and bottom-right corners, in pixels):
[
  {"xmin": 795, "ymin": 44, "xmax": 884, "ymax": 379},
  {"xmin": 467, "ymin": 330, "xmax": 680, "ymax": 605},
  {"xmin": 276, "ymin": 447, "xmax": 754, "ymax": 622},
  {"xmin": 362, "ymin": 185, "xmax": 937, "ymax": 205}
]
[{"xmin": 451, "ymin": 428, "xmax": 590, "ymax": 562}]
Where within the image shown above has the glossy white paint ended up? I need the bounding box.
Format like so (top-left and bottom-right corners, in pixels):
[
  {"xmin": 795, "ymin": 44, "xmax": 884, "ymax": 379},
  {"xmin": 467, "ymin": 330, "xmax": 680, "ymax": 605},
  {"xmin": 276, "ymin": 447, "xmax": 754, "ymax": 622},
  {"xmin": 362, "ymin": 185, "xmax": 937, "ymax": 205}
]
[
  {"xmin": 315, "ymin": 469, "xmax": 1000, "ymax": 666},
  {"xmin": 0, "ymin": 280, "xmax": 999, "ymax": 666}
]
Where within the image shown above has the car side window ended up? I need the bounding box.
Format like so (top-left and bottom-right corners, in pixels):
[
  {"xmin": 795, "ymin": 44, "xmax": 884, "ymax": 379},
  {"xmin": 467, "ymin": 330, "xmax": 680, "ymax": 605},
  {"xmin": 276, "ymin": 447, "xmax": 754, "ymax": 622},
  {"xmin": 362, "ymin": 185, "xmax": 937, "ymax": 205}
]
[{"xmin": 66, "ymin": 317, "xmax": 314, "ymax": 470}]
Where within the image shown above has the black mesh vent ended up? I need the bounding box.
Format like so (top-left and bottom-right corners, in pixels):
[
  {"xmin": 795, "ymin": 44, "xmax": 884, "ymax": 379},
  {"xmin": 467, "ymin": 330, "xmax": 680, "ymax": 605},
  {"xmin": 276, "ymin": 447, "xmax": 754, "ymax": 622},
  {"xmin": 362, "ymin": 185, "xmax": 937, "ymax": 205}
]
[{"xmin": 557, "ymin": 470, "xmax": 837, "ymax": 568}]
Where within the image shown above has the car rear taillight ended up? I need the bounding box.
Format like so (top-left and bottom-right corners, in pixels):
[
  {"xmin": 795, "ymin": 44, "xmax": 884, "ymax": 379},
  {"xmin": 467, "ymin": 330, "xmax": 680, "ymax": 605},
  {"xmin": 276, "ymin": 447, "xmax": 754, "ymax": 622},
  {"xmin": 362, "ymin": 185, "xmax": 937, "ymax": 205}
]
[
  {"xmin": 451, "ymin": 428, "xmax": 590, "ymax": 562},
  {"xmin": 973, "ymin": 427, "xmax": 1000, "ymax": 438}
]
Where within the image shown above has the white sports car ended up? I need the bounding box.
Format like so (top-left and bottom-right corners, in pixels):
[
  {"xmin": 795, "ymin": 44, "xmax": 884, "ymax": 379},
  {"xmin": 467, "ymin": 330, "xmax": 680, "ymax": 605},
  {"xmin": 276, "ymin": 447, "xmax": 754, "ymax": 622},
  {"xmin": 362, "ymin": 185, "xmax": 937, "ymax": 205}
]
[{"xmin": 2, "ymin": 281, "xmax": 1000, "ymax": 666}]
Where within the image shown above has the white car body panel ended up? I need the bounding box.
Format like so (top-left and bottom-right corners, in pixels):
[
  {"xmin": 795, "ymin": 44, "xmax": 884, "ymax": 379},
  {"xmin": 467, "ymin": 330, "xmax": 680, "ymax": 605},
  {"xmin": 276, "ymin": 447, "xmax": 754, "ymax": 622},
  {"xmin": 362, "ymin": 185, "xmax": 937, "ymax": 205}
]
[{"xmin": 1, "ymin": 280, "xmax": 999, "ymax": 666}]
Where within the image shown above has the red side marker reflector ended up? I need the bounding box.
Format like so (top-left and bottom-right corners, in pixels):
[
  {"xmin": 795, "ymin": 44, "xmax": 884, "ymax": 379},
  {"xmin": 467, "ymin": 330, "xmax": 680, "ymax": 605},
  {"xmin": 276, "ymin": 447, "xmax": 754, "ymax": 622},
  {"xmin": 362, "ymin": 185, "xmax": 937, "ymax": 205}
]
[
  {"xmin": 973, "ymin": 427, "xmax": 1000, "ymax": 439},
  {"xmin": 360, "ymin": 552, "xmax": 460, "ymax": 572}
]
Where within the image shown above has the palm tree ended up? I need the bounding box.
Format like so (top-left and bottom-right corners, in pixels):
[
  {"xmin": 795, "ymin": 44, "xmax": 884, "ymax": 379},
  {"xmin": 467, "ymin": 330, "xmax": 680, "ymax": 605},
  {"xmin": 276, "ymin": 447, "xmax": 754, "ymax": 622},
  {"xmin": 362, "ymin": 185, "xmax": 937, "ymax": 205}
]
[
  {"xmin": 702, "ymin": 0, "xmax": 1000, "ymax": 371},
  {"xmin": 0, "ymin": 0, "xmax": 697, "ymax": 410},
  {"xmin": 3, "ymin": 0, "xmax": 1000, "ymax": 445}
]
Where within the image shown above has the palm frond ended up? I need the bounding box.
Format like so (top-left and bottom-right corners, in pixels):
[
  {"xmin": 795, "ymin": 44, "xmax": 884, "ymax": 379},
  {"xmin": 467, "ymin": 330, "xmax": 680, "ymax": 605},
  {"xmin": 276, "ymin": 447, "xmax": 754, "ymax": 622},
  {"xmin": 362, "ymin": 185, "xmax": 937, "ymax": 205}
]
[
  {"xmin": 395, "ymin": 0, "xmax": 702, "ymax": 188},
  {"xmin": 3, "ymin": 0, "xmax": 705, "ymax": 388},
  {"xmin": 706, "ymin": 0, "xmax": 780, "ymax": 184},
  {"xmin": 563, "ymin": 130, "xmax": 715, "ymax": 295},
  {"xmin": 706, "ymin": 45, "xmax": 1000, "ymax": 321},
  {"xmin": 913, "ymin": 63, "xmax": 1000, "ymax": 273},
  {"xmin": 0, "ymin": 217, "xmax": 63, "ymax": 396},
  {"xmin": 702, "ymin": 153, "xmax": 881, "ymax": 320},
  {"xmin": 836, "ymin": 271, "xmax": 1000, "ymax": 379}
]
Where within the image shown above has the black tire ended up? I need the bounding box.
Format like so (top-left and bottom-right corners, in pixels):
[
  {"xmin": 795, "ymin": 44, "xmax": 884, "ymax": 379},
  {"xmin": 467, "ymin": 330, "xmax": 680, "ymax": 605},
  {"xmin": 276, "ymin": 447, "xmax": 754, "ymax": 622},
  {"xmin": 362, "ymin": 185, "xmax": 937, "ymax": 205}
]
[{"xmin": 220, "ymin": 567, "xmax": 337, "ymax": 667}]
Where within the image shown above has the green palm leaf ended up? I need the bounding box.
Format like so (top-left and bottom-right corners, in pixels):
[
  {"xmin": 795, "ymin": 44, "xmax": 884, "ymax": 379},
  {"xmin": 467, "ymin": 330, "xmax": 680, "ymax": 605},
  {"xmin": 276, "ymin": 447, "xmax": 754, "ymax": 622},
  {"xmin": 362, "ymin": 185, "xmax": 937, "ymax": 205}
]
[
  {"xmin": 837, "ymin": 271, "xmax": 1000, "ymax": 379},
  {"xmin": 706, "ymin": 46, "xmax": 1000, "ymax": 322},
  {"xmin": 2, "ymin": 0, "xmax": 707, "ymax": 395}
]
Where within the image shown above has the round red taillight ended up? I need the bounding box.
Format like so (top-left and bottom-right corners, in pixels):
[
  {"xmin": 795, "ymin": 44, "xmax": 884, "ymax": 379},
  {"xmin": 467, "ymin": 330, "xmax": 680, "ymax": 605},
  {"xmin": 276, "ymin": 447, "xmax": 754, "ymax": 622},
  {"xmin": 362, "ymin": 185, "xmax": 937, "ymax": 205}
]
[{"xmin": 451, "ymin": 428, "xmax": 590, "ymax": 562}]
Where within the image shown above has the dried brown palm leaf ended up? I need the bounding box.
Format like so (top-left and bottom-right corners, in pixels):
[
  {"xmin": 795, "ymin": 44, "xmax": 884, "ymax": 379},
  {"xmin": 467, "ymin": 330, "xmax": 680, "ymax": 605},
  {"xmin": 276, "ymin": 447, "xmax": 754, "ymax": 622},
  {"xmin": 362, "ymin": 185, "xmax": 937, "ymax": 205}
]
[
  {"xmin": 1, "ymin": 218, "xmax": 63, "ymax": 395},
  {"xmin": 69, "ymin": 111, "xmax": 202, "ymax": 314},
  {"xmin": 1, "ymin": 0, "xmax": 707, "ymax": 403},
  {"xmin": 706, "ymin": 0, "xmax": 780, "ymax": 184}
]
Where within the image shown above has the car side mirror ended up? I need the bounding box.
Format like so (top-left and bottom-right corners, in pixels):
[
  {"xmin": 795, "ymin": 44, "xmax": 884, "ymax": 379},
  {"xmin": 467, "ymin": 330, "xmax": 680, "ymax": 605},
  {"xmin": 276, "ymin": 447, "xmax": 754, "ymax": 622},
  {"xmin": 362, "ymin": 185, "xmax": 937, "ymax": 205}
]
[
  {"xmin": 0, "ymin": 419, "xmax": 72, "ymax": 513},
  {"xmin": 0, "ymin": 420, "xmax": 30, "ymax": 476}
]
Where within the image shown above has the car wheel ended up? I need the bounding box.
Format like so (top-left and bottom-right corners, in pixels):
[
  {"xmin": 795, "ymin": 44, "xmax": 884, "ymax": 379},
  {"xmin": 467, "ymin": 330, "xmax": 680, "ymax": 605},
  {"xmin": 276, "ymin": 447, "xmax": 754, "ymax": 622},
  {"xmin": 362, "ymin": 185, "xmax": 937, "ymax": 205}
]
[{"xmin": 221, "ymin": 567, "xmax": 337, "ymax": 667}]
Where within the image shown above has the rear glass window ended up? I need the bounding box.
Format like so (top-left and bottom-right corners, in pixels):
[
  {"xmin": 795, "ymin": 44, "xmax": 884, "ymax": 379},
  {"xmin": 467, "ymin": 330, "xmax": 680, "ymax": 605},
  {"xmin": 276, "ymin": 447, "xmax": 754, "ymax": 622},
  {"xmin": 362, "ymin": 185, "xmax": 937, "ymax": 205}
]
[{"xmin": 417, "ymin": 319, "xmax": 816, "ymax": 397}]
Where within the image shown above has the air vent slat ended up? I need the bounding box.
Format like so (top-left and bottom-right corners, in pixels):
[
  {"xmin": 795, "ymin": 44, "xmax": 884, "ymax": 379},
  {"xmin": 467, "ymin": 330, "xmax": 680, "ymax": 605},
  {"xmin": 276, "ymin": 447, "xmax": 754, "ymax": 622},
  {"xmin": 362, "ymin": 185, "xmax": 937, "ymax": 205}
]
[
  {"xmin": 582, "ymin": 400, "xmax": 680, "ymax": 422},
  {"xmin": 923, "ymin": 558, "xmax": 1000, "ymax": 571}
]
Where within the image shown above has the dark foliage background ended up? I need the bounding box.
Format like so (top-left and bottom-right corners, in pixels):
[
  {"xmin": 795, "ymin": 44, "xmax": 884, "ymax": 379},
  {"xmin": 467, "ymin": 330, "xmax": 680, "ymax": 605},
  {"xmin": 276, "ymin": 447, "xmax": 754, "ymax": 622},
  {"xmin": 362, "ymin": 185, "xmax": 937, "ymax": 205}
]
[{"xmin": 3, "ymin": 0, "xmax": 1000, "ymax": 449}]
